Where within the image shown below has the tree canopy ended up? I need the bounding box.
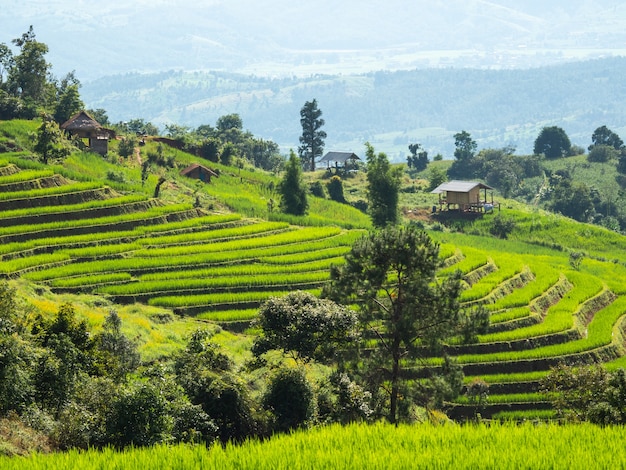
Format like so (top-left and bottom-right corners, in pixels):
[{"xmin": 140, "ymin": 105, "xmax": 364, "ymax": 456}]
[
  {"xmin": 534, "ymin": 126, "xmax": 572, "ymax": 158},
  {"xmin": 406, "ymin": 143, "xmax": 428, "ymax": 173},
  {"xmin": 453, "ymin": 131, "xmax": 477, "ymax": 161},
  {"xmin": 252, "ymin": 291, "xmax": 358, "ymax": 363},
  {"xmin": 589, "ymin": 125, "xmax": 624, "ymax": 151}
]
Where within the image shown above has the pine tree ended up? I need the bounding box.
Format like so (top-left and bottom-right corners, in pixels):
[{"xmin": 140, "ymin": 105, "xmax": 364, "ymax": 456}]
[{"xmin": 298, "ymin": 99, "xmax": 326, "ymax": 172}]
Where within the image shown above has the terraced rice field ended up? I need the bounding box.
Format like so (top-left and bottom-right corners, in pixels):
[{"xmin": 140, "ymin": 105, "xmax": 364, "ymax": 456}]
[
  {"xmin": 0, "ymin": 161, "xmax": 363, "ymax": 328},
  {"xmin": 430, "ymin": 238, "xmax": 626, "ymax": 419},
  {"xmin": 3, "ymin": 159, "xmax": 626, "ymax": 419}
]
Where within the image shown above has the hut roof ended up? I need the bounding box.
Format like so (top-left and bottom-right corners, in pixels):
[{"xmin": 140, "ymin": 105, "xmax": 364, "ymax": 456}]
[
  {"xmin": 430, "ymin": 180, "xmax": 493, "ymax": 194},
  {"xmin": 60, "ymin": 111, "xmax": 102, "ymax": 132},
  {"xmin": 319, "ymin": 151, "xmax": 360, "ymax": 164},
  {"xmin": 180, "ymin": 163, "xmax": 219, "ymax": 178}
]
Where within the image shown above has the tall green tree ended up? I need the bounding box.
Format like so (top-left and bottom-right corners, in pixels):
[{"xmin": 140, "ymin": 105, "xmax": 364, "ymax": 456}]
[
  {"xmin": 589, "ymin": 125, "xmax": 624, "ymax": 151},
  {"xmin": 279, "ymin": 150, "xmax": 308, "ymax": 215},
  {"xmin": 324, "ymin": 226, "xmax": 486, "ymax": 424},
  {"xmin": 7, "ymin": 26, "xmax": 50, "ymax": 107},
  {"xmin": 32, "ymin": 303, "xmax": 93, "ymax": 417},
  {"xmin": 216, "ymin": 113, "xmax": 244, "ymax": 145},
  {"xmin": 407, "ymin": 143, "xmax": 428, "ymax": 172},
  {"xmin": 174, "ymin": 329, "xmax": 260, "ymax": 443},
  {"xmin": 550, "ymin": 178, "xmax": 595, "ymax": 222},
  {"xmin": 453, "ymin": 131, "xmax": 477, "ymax": 161},
  {"xmin": 0, "ymin": 282, "xmax": 35, "ymax": 414},
  {"xmin": 0, "ymin": 43, "xmax": 13, "ymax": 86},
  {"xmin": 447, "ymin": 131, "xmax": 478, "ymax": 180},
  {"xmin": 34, "ymin": 115, "xmax": 69, "ymax": 164},
  {"xmin": 365, "ymin": 142, "xmax": 401, "ymax": 227},
  {"xmin": 93, "ymin": 310, "xmax": 139, "ymax": 382},
  {"xmin": 87, "ymin": 108, "xmax": 110, "ymax": 126},
  {"xmin": 534, "ymin": 126, "xmax": 571, "ymax": 159},
  {"xmin": 298, "ymin": 99, "xmax": 326, "ymax": 171},
  {"xmin": 54, "ymin": 83, "xmax": 83, "ymax": 124}
]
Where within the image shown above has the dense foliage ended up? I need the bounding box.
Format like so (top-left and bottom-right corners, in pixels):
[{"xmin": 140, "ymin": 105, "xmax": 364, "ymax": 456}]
[{"xmin": 252, "ymin": 291, "xmax": 358, "ymax": 363}]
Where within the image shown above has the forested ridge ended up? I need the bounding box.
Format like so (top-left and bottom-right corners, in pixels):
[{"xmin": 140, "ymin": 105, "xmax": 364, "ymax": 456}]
[{"xmin": 82, "ymin": 57, "xmax": 626, "ymax": 158}]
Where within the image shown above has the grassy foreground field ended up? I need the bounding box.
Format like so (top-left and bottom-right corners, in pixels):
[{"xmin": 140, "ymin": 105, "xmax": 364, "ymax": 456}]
[{"xmin": 3, "ymin": 421, "xmax": 626, "ymax": 469}]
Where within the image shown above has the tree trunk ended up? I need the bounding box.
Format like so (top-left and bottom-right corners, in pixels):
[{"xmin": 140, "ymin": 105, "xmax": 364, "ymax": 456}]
[{"xmin": 389, "ymin": 334, "xmax": 401, "ymax": 425}]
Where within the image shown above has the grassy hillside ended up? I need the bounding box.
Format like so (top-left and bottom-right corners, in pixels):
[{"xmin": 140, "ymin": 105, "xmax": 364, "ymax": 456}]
[{"xmin": 3, "ymin": 117, "xmax": 626, "ymax": 424}]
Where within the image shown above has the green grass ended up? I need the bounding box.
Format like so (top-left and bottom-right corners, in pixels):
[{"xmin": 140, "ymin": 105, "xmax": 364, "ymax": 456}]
[
  {"xmin": 439, "ymin": 246, "xmax": 489, "ymax": 276},
  {"xmin": 488, "ymin": 262, "xmax": 561, "ymax": 311},
  {"xmin": 98, "ymin": 270, "xmax": 330, "ymax": 296},
  {"xmin": 149, "ymin": 289, "xmax": 322, "ymax": 309},
  {"xmin": 0, "ymin": 195, "xmax": 149, "ymax": 220},
  {"xmin": 131, "ymin": 226, "xmax": 343, "ymax": 258},
  {"xmin": 0, "ymin": 203, "xmax": 194, "ymax": 238},
  {"xmin": 454, "ymin": 392, "xmax": 549, "ymax": 404},
  {"xmin": 4, "ymin": 421, "xmax": 626, "ymax": 469},
  {"xmin": 135, "ymin": 220, "xmax": 289, "ymax": 247},
  {"xmin": 139, "ymin": 257, "xmax": 346, "ymax": 282},
  {"xmin": 0, "ymin": 253, "xmax": 71, "ymax": 275},
  {"xmin": 48, "ymin": 272, "xmax": 133, "ymax": 289},
  {"xmin": 0, "ymin": 181, "xmax": 103, "ymax": 201},
  {"xmin": 492, "ymin": 409, "xmax": 557, "ymax": 420},
  {"xmin": 0, "ymin": 169, "xmax": 54, "ymax": 185}
]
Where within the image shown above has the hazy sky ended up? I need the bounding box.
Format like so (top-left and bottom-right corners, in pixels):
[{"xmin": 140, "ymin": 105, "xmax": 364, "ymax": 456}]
[{"xmin": 4, "ymin": 0, "xmax": 626, "ymax": 80}]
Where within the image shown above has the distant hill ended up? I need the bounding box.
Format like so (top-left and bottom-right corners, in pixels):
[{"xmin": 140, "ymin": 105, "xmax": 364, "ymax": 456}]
[{"xmin": 82, "ymin": 57, "xmax": 626, "ymax": 160}]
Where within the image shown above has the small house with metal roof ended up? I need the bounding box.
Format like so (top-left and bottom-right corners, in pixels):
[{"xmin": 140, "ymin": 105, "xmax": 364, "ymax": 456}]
[
  {"xmin": 431, "ymin": 180, "xmax": 498, "ymax": 212},
  {"xmin": 319, "ymin": 151, "xmax": 360, "ymax": 172}
]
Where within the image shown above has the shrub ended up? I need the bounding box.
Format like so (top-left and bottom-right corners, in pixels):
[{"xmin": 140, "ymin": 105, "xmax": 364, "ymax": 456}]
[
  {"xmin": 309, "ymin": 180, "xmax": 325, "ymax": 198},
  {"xmin": 117, "ymin": 136, "xmax": 136, "ymax": 159},
  {"xmin": 263, "ymin": 368, "xmax": 315, "ymax": 432},
  {"xmin": 326, "ymin": 176, "xmax": 346, "ymax": 203},
  {"xmin": 106, "ymin": 381, "xmax": 170, "ymax": 448},
  {"xmin": 489, "ymin": 215, "xmax": 516, "ymax": 239},
  {"xmin": 588, "ymin": 145, "xmax": 618, "ymax": 163},
  {"xmin": 317, "ymin": 372, "xmax": 372, "ymax": 425}
]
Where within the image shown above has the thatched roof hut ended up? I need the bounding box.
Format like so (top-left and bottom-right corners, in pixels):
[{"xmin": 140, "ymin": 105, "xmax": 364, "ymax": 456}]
[{"xmin": 61, "ymin": 111, "xmax": 114, "ymax": 156}]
